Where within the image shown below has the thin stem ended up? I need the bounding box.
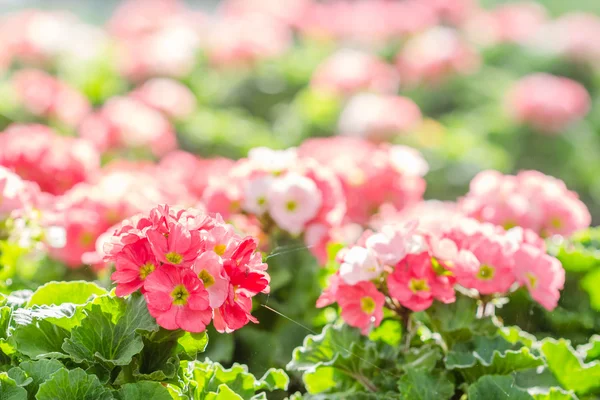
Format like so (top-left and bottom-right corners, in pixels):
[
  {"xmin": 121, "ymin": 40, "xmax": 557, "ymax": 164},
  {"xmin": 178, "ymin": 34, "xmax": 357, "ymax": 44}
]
[{"xmin": 350, "ymin": 372, "xmax": 378, "ymax": 392}]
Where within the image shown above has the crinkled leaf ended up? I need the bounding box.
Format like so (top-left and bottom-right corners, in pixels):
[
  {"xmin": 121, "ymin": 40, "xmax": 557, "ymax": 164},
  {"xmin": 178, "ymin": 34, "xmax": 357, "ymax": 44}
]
[
  {"xmin": 6, "ymin": 368, "xmax": 31, "ymax": 387},
  {"xmin": 303, "ymin": 367, "xmax": 346, "ymax": 394},
  {"xmin": 9, "ymin": 359, "xmax": 63, "ymax": 399},
  {"xmin": 26, "ymin": 281, "xmax": 107, "ymax": 307},
  {"xmin": 541, "ymin": 338, "xmax": 600, "ymax": 395},
  {"xmin": 205, "ymin": 384, "xmax": 243, "ymax": 400},
  {"xmin": 62, "ymin": 294, "xmax": 158, "ymax": 366},
  {"xmin": 397, "ymin": 369, "xmax": 454, "ymax": 400},
  {"xmin": 0, "ymin": 373, "xmax": 27, "ymax": 400},
  {"xmin": 400, "ymin": 345, "xmax": 443, "ymax": 373},
  {"xmin": 178, "ymin": 331, "xmax": 209, "ymax": 359},
  {"xmin": 446, "ymin": 335, "xmax": 543, "ymax": 382},
  {"xmin": 188, "ymin": 359, "xmax": 288, "ymax": 399},
  {"xmin": 303, "ymin": 392, "xmax": 398, "ymax": 400},
  {"xmin": 530, "ymin": 388, "xmax": 578, "ymax": 400},
  {"xmin": 256, "ymin": 368, "xmax": 289, "ymax": 392},
  {"xmin": 116, "ymin": 382, "xmax": 172, "ymax": 400},
  {"xmin": 11, "ymin": 319, "xmax": 69, "ymax": 359},
  {"xmin": 578, "ymin": 335, "xmax": 600, "ymax": 363},
  {"xmin": 467, "ymin": 375, "xmax": 533, "ymax": 400},
  {"xmin": 426, "ymin": 296, "xmax": 497, "ymax": 346},
  {"xmin": 36, "ymin": 368, "xmax": 113, "ymax": 400},
  {"xmin": 129, "ymin": 336, "xmax": 179, "ymax": 382},
  {"xmin": 500, "ymin": 326, "xmax": 536, "ymax": 347},
  {"xmin": 555, "ymin": 228, "xmax": 600, "ymax": 272}
]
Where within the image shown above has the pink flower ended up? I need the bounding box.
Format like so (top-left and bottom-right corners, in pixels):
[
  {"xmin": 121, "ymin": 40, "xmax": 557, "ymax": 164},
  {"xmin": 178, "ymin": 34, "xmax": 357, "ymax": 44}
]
[
  {"xmin": 336, "ymin": 281, "xmax": 385, "ymax": 334},
  {"xmin": 460, "ymin": 170, "xmax": 590, "ymax": 237},
  {"xmin": 0, "ymin": 124, "xmax": 99, "ymax": 195},
  {"xmin": 111, "ymin": 239, "xmax": 159, "ymax": 296},
  {"xmin": 338, "ymin": 93, "xmax": 422, "ymax": 142},
  {"xmin": 78, "ymin": 96, "xmax": 177, "ymax": 157},
  {"xmin": 339, "ymin": 246, "xmax": 382, "ymax": 285},
  {"xmin": 0, "ymin": 166, "xmax": 38, "ymax": 218},
  {"xmin": 266, "ymin": 173, "xmax": 322, "ymax": 235},
  {"xmin": 298, "ymin": 137, "xmax": 426, "ymax": 224},
  {"xmin": 365, "ymin": 222, "xmax": 416, "ymax": 265},
  {"xmin": 192, "ymin": 251, "xmax": 229, "ymax": 308},
  {"xmin": 455, "ymin": 234, "xmax": 516, "ymax": 295},
  {"xmin": 513, "ymin": 244, "xmax": 565, "ymax": 310},
  {"xmin": 130, "ymin": 78, "xmax": 196, "ymax": 119},
  {"xmin": 396, "ymin": 26, "xmax": 480, "ymax": 86},
  {"xmin": 388, "ymin": 252, "xmax": 454, "ymax": 312},
  {"xmin": 144, "ymin": 264, "xmax": 212, "ymax": 333},
  {"xmin": 464, "ymin": 3, "xmax": 547, "ymax": 46},
  {"xmin": 507, "ymin": 73, "xmax": 590, "ymax": 134},
  {"xmin": 147, "ymin": 219, "xmax": 201, "ymax": 266},
  {"xmin": 205, "ymin": 14, "xmax": 291, "ymax": 67},
  {"xmin": 311, "ymin": 49, "xmax": 399, "ymax": 96}
]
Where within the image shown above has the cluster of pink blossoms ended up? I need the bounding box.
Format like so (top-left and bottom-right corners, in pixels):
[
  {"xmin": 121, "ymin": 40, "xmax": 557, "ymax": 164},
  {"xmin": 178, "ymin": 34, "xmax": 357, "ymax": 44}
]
[
  {"xmin": 203, "ymin": 147, "xmax": 346, "ymax": 239},
  {"xmin": 0, "ymin": 166, "xmax": 39, "ymax": 220},
  {"xmin": 106, "ymin": 205, "xmax": 270, "ymax": 333},
  {"xmin": 0, "ymin": 124, "xmax": 100, "ymax": 195},
  {"xmin": 507, "ymin": 73, "xmax": 590, "ymax": 134},
  {"xmin": 460, "ymin": 170, "xmax": 591, "ymax": 237},
  {"xmin": 11, "ymin": 69, "xmax": 91, "ymax": 128},
  {"xmin": 318, "ymin": 215, "xmax": 565, "ymax": 334}
]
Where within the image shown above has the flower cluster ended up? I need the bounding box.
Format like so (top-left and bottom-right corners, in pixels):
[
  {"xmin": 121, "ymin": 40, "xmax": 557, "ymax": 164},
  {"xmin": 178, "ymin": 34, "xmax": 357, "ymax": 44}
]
[
  {"xmin": 11, "ymin": 68, "xmax": 91, "ymax": 128},
  {"xmin": 78, "ymin": 96, "xmax": 177, "ymax": 157},
  {"xmin": 203, "ymin": 147, "xmax": 345, "ymax": 239},
  {"xmin": 105, "ymin": 204, "xmax": 270, "ymax": 333},
  {"xmin": 337, "ymin": 93, "xmax": 422, "ymax": 142},
  {"xmin": 460, "ymin": 170, "xmax": 591, "ymax": 237},
  {"xmin": 0, "ymin": 124, "xmax": 100, "ymax": 195},
  {"xmin": 319, "ymin": 215, "xmax": 565, "ymax": 334},
  {"xmin": 507, "ymin": 73, "xmax": 590, "ymax": 134},
  {"xmin": 0, "ymin": 166, "xmax": 39, "ymax": 220},
  {"xmin": 298, "ymin": 137, "xmax": 428, "ymax": 225}
]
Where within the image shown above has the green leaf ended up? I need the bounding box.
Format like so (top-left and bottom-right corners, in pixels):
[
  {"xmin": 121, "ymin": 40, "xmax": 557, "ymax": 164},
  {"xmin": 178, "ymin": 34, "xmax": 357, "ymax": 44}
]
[
  {"xmin": 116, "ymin": 382, "xmax": 172, "ymax": 400},
  {"xmin": 0, "ymin": 373, "xmax": 27, "ymax": 400},
  {"xmin": 499, "ymin": 326, "xmax": 536, "ymax": 347},
  {"xmin": 426, "ymin": 295, "xmax": 497, "ymax": 346},
  {"xmin": 62, "ymin": 294, "xmax": 158, "ymax": 366},
  {"xmin": 531, "ymin": 388, "xmax": 578, "ymax": 400},
  {"xmin": 541, "ymin": 338, "xmax": 600, "ymax": 395},
  {"xmin": 130, "ymin": 336, "xmax": 179, "ymax": 382},
  {"xmin": 256, "ymin": 369, "xmax": 289, "ymax": 391},
  {"xmin": 6, "ymin": 368, "xmax": 32, "ymax": 387},
  {"xmin": 11, "ymin": 319, "xmax": 69, "ymax": 359},
  {"xmin": 397, "ymin": 369, "xmax": 454, "ymax": 400},
  {"xmin": 36, "ymin": 368, "xmax": 113, "ymax": 400},
  {"xmin": 555, "ymin": 228, "xmax": 600, "ymax": 272},
  {"xmin": 187, "ymin": 359, "xmax": 288, "ymax": 398},
  {"xmin": 205, "ymin": 384, "xmax": 243, "ymax": 400},
  {"xmin": 445, "ymin": 335, "xmax": 543, "ymax": 382},
  {"xmin": 581, "ymin": 268, "xmax": 600, "ymax": 311},
  {"xmin": 26, "ymin": 281, "xmax": 107, "ymax": 307},
  {"xmin": 369, "ymin": 320, "xmax": 402, "ymax": 347},
  {"xmin": 303, "ymin": 367, "xmax": 344, "ymax": 394},
  {"xmin": 400, "ymin": 345, "xmax": 443, "ymax": 373},
  {"xmin": 11, "ymin": 359, "xmax": 63, "ymax": 399},
  {"xmin": 467, "ymin": 375, "xmax": 533, "ymax": 400},
  {"xmin": 578, "ymin": 335, "xmax": 600, "ymax": 363},
  {"xmin": 177, "ymin": 331, "xmax": 209, "ymax": 359}
]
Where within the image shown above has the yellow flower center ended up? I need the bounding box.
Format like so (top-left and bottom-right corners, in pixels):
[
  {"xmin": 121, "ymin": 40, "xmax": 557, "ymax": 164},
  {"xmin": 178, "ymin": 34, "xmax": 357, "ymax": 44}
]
[
  {"xmin": 80, "ymin": 232, "xmax": 95, "ymax": 246},
  {"xmin": 214, "ymin": 244, "xmax": 227, "ymax": 256},
  {"xmin": 409, "ymin": 278, "xmax": 430, "ymax": 293},
  {"xmin": 286, "ymin": 201, "xmax": 297, "ymax": 212},
  {"xmin": 526, "ymin": 272, "xmax": 537, "ymax": 289},
  {"xmin": 139, "ymin": 262, "xmax": 155, "ymax": 280},
  {"xmin": 360, "ymin": 296, "xmax": 376, "ymax": 314},
  {"xmin": 171, "ymin": 284, "xmax": 190, "ymax": 306},
  {"xmin": 198, "ymin": 270, "xmax": 215, "ymax": 288},
  {"xmin": 165, "ymin": 252, "xmax": 183, "ymax": 264},
  {"xmin": 431, "ymin": 257, "xmax": 452, "ymax": 276},
  {"xmin": 477, "ymin": 264, "xmax": 495, "ymax": 280},
  {"xmin": 550, "ymin": 217, "xmax": 562, "ymax": 229},
  {"xmin": 257, "ymin": 196, "xmax": 266, "ymax": 206}
]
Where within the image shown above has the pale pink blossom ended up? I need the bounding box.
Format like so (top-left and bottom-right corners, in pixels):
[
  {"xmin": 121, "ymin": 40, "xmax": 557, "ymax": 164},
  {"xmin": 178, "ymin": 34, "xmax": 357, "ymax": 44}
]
[{"xmin": 339, "ymin": 246, "xmax": 382, "ymax": 285}]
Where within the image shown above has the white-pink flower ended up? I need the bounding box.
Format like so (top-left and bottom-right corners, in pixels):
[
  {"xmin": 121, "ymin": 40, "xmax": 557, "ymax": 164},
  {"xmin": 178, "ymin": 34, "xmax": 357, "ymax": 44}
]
[
  {"xmin": 266, "ymin": 173, "xmax": 322, "ymax": 235},
  {"xmin": 339, "ymin": 246, "xmax": 382, "ymax": 285}
]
